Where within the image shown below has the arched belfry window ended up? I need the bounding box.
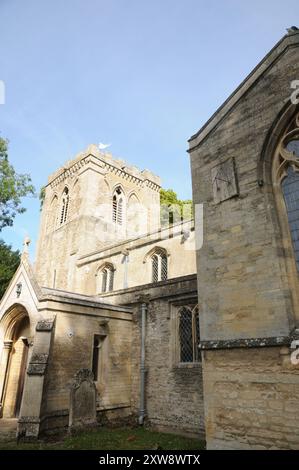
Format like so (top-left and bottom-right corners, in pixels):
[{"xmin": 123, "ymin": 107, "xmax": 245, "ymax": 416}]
[
  {"xmin": 98, "ymin": 264, "xmax": 115, "ymax": 293},
  {"xmin": 272, "ymin": 111, "xmax": 299, "ymax": 271},
  {"xmin": 112, "ymin": 187, "xmax": 125, "ymax": 226},
  {"xmin": 47, "ymin": 195, "xmax": 58, "ymax": 232},
  {"xmin": 60, "ymin": 187, "xmax": 69, "ymax": 225},
  {"xmin": 149, "ymin": 248, "xmax": 168, "ymax": 283}
]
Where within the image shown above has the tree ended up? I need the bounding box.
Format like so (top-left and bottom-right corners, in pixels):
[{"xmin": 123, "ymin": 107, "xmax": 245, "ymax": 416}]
[
  {"xmin": 0, "ymin": 239, "xmax": 20, "ymax": 299},
  {"xmin": 160, "ymin": 188, "xmax": 193, "ymax": 227},
  {"xmin": 39, "ymin": 186, "xmax": 46, "ymax": 210},
  {"xmin": 0, "ymin": 137, "xmax": 35, "ymax": 231}
]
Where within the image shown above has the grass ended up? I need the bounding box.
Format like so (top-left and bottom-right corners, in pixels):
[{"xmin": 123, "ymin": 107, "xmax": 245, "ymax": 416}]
[{"xmin": 0, "ymin": 426, "xmax": 205, "ymax": 451}]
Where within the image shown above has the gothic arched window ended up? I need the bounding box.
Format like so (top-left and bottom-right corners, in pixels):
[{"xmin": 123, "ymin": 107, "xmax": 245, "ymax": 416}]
[
  {"xmin": 112, "ymin": 187, "xmax": 125, "ymax": 226},
  {"xmin": 60, "ymin": 187, "xmax": 69, "ymax": 225},
  {"xmin": 150, "ymin": 248, "xmax": 168, "ymax": 282},
  {"xmin": 47, "ymin": 195, "xmax": 58, "ymax": 232},
  {"xmin": 281, "ymin": 166, "xmax": 299, "ymax": 269},
  {"xmin": 178, "ymin": 305, "xmax": 200, "ymax": 363},
  {"xmin": 272, "ymin": 111, "xmax": 299, "ymax": 272},
  {"xmin": 98, "ymin": 264, "xmax": 115, "ymax": 293}
]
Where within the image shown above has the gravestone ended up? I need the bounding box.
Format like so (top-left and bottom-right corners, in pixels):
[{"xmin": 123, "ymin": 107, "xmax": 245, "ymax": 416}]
[{"xmin": 69, "ymin": 369, "xmax": 97, "ymax": 430}]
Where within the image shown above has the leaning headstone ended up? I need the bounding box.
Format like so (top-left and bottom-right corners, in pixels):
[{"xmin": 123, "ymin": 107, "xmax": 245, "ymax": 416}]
[{"xmin": 69, "ymin": 369, "xmax": 97, "ymax": 430}]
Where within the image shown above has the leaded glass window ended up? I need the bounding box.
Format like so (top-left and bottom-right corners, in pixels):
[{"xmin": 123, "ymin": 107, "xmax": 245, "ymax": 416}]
[
  {"xmin": 108, "ymin": 268, "xmax": 114, "ymax": 292},
  {"xmin": 282, "ymin": 166, "xmax": 299, "ymax": 270},
  {"xmin": 152, "ymin": 255, "xmax": 159, "ymax": 282},
  {"xmin": 150, "ymin": 249, "xmax": 168, "ymax": 283},
  {"xmin": 101, "ymin": 269, "xmax": 108, "ymax": 293},
  {"xmin": 273, "ymin": 112, "xmax": 299, "ymax": 273},
  {"xmin": 178, "ymin": 305, "xmax": 200, "ymax": 363},
  {"xmin": 161, "ymin": 253, "xmax": 168, "ymax": 281},
  {"xmin": 99, "ymin": 264, "xmax": 115, "ymax": 293},
  {"xmin": 286, "ymin": 140, "xmax": 299, "ymax": 157}
]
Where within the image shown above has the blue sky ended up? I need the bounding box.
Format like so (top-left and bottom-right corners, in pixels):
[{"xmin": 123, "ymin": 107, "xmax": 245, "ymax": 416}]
[{"xmin": 0, "ymin": 0, "xmax": 298, "ymax": 256}]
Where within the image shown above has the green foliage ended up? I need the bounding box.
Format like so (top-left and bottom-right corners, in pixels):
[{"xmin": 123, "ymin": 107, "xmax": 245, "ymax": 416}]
[
  {"xmin": 0, "ymin": 239, "xmax": 20, "ymax": 299},
  {"xmin": 160, "ymin": 188, "xmax": 193, "ymax": 227},
  {"xmin": 0, "ymin": 137, "xmax": 35, "ymax": 230},
  {"xmin": 39, "ymin": 186, "xmax": 46, "ymax": 210}
]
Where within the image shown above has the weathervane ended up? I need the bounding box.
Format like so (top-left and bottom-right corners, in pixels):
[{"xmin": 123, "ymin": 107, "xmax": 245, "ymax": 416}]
[{"xmin": 98, "ymin": 142, "xmax": 111, "ymax": 151}]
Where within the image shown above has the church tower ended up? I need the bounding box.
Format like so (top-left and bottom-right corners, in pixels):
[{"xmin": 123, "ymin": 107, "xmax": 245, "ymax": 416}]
[{"xmin": 34, "ymin": 145, "xmax": 161, "ymax": 292}]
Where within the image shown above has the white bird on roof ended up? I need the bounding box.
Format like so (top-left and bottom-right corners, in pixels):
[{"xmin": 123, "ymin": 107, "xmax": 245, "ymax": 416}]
[{"xmin": 98, "ymin": 142, "xmax": 111, "ymax": 151}]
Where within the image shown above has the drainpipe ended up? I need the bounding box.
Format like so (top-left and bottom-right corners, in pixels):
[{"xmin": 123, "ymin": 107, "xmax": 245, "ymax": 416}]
[
  {"xmin": 139, "ymin": 302, "xmax": 147, "ymax": 425},
  {"xmin": 122, "ymin": 250, "xmax": 129, "ymax": 289}
]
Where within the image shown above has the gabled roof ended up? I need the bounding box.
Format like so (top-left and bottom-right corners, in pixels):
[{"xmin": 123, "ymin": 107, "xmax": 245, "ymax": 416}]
[
  {"xmin": 188, "ymin": 29, "xmax": 299, "ymax": 152},
  {"xmin": 0, "ymin": 255, "xmax": 42, "ymax": 310},
  {"xmin": 0, "ymin": 255, "xmax": 42, "ymax": 324}
]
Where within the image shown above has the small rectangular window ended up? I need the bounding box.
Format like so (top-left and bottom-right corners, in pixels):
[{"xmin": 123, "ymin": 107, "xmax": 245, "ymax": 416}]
[
  {"xmin": 177, "ymin": 305, "xmax": 200, "ymax": 364},
  {"xmin": 92, "ymin": 335, "xmax": 105, "ymax": 382}
]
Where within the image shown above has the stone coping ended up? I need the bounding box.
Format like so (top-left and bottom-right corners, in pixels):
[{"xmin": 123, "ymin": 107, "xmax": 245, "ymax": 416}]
[
  {"xmin": 188, "ymin": 30, "xmax": 299, "ymax": 151},
  {"xmin": 40, "ymin": 287, "xmax": 133, "ymax": 313},
  {"xmin": 47, "ymin": 145, "xmax": 161, "ymax": 189},
  {"xmin": 199, "ymin": 335, "xmax": 291, "ymax": 350},
  {"xmin": 98, "ymin": 273, "xmax": 198, "ymax": 300},
  {"xmin": 77, "ymin": 219, "xmax": 194, "ymax": 265}
]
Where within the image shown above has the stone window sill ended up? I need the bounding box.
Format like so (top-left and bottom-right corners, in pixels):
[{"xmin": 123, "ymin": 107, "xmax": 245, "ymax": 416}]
[{"xmin": 173, "ymin": 362, "xmax": 201, "ymax": 370}]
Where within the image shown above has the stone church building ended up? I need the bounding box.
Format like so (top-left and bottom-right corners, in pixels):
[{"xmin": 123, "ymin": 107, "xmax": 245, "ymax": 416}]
[
  {"xmin": 189, "ymin": 28, "xmax": 299, "ymax": 449},
  {"xmin": 1, "ymin": 28, "xmax": 299, "ymax": 450},
  {"xmin": 0, "ymin": 144, "xmax": 202, "ymax": 438}
]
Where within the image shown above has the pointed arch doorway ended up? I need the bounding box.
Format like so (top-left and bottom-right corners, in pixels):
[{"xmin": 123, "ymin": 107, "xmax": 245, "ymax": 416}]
[{"xmin": 0, "ymin": 304, "xmax": 31, "ymax": 419}]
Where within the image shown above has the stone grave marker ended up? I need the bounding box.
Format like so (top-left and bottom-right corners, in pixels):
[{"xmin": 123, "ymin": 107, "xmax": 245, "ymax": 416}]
[{"xmin": 69, "ymin": 369, "xmax": 97, "ymax": 430}]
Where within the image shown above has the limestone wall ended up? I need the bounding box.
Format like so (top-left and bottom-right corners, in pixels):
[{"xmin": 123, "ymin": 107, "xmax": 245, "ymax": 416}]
[
  {"xmin": 190, "ymin": 45, "xmax": 299, "ymax": 341},
  {"xmin": 100, "ymin": 275, "xmax": 205, "ymax": 438},
  {"xmin": 189, "ymin": 33, "xmax": 299, "ymax": 449},
  {"xmin": 42, "ymin": 300, "xmax": 133, "ymax": 430},
  {"xmin": 76, "ymin": 220, "xmax": 196, "ymax": 294},
  {"xmin": 203, "ymin": 347, "xmax": 299, "ymax": 449}
]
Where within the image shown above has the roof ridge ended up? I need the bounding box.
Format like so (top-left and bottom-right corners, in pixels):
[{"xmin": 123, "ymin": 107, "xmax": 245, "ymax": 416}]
[{"xmin": 188, "ymin": 31, "xmax": 299, "ymax": 151}]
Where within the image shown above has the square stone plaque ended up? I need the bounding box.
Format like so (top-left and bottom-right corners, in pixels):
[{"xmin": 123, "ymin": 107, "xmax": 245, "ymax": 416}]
[{"xmin": 211, "ymin": 157, "xmax": 238, "ymax": 204}]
